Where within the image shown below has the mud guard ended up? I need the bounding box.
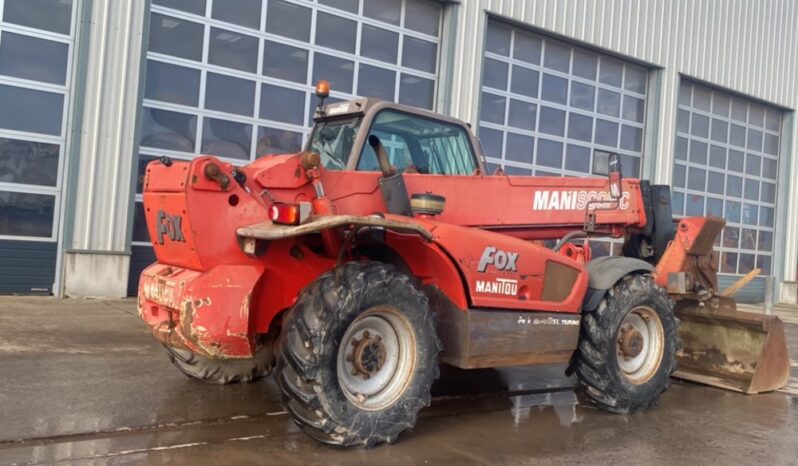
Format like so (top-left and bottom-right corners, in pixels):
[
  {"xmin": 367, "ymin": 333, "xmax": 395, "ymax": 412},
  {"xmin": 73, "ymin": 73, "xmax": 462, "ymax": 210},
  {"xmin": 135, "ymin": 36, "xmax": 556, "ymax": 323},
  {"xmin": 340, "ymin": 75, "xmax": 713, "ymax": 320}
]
[{"xmin": 582, "ymin": 256, "xmax": 654, "ymax": 311}]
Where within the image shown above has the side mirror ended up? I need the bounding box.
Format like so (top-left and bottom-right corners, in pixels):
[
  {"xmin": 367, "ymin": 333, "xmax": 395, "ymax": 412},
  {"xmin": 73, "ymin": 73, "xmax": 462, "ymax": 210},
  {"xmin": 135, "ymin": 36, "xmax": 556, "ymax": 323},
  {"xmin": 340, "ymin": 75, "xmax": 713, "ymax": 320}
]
[{"xmin": 592, "ymin": 150, "xmax": 622, "ymax": 199}]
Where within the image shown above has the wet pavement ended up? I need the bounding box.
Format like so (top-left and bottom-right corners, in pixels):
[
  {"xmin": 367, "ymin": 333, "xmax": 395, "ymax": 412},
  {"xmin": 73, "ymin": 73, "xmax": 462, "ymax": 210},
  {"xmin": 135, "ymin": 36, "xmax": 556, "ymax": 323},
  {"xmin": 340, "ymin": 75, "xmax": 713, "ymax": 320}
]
[{"xmin": 1, "ymin": 297, "xmax": 798, "ymax": 465}]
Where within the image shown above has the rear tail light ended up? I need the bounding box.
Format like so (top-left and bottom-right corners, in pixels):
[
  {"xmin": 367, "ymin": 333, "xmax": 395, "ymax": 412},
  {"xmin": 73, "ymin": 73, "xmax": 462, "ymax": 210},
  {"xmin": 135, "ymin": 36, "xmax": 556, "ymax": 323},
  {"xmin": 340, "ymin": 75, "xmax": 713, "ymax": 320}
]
[{"xmin": 269, "ymin": 202, "xmax": 311, "ymax": 225}]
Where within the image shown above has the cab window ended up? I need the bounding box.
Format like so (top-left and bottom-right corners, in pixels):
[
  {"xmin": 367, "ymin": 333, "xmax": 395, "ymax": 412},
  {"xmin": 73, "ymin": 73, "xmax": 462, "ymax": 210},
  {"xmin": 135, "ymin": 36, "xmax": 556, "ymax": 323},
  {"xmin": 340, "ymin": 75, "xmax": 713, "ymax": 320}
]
[
  {"xmin": 307, "ymin": 117, "xmax": 360, "ymax": 170},
  {"xmin": 357, "ymin": 110, "xmax": 477, "ymax": 175}
]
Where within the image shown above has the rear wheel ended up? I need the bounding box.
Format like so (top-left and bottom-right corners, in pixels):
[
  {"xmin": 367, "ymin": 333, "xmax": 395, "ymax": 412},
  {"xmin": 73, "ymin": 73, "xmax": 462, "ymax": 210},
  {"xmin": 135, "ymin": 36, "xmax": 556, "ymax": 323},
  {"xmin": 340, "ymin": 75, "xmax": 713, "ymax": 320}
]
[
  {"xmin": 165, "ymin": 340, "xmax": 274, "ymax": 384},
  {"xmin": 572, "ymin": 274, "xmax": 677, "ymax": 413},
  {"xmin": 275, "ymin": 261, "xmax": 440, "ymax": 447}
]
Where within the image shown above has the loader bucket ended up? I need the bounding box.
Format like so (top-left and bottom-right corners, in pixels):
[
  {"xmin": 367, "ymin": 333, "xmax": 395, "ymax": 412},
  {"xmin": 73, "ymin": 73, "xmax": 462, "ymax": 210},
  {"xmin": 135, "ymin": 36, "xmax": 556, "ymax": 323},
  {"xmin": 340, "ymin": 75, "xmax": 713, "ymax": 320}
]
[{"xmin": 673, "ymin": 298, "xmax": 790, "ymax": 394}]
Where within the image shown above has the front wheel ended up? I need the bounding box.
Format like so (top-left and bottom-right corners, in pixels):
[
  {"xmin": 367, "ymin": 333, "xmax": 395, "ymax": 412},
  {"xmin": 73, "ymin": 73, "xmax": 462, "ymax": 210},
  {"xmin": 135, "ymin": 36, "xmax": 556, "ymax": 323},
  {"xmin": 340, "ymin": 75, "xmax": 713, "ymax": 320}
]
[
  {"xmin": 275, "ymin": 261, "xmax": 440, "ymax": 447},
  {"xmin": 572, "ymin": 274, "xmax": 677, "ymax": 413},
  {"xmin": 165, "ymin": 341, "xmax": 274, "ymax": 384}
]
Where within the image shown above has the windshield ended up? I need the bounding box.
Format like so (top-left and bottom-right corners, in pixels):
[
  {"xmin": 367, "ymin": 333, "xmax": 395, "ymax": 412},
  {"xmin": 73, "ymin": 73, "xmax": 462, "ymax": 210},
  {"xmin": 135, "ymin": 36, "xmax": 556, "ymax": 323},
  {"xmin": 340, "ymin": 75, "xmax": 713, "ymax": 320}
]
[{"xmin": 307, "ymin": 117, "xmax": 361, "ymax": 170}]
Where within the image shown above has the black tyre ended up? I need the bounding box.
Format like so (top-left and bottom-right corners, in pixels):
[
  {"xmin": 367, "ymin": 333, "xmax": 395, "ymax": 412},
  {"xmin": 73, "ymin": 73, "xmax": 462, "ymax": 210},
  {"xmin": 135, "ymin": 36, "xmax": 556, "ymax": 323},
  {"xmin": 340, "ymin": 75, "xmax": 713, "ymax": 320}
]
[
  {"xmin": 165, "ymin": 341, "xmax": 274, "ymax": 384},
  {"xmin": 275, "ymin": 261, "xmax": 440, "ymax": 447},
  {"xmin": 572, "ymin": 273, "xmax": 677, "ymax": 413}
]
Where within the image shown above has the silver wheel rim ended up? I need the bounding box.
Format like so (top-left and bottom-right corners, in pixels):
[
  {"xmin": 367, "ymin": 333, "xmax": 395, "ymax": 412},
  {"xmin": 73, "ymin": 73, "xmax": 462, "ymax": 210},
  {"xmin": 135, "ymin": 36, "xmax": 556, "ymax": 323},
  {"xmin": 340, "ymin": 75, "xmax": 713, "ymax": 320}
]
[
  {"xmin": 616, "ymin": 306, "xmax": 664, "ymax": 384},
  {"xmin": 337, "ymin": 306, "xmax": 417, "ymax": 411}
]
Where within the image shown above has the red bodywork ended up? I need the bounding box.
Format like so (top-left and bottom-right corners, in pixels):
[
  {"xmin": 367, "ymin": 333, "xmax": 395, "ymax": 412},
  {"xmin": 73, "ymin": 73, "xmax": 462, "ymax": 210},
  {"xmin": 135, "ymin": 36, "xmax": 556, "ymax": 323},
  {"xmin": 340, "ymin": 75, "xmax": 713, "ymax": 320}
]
[{"xmin": 138, "ymin": 153, "xmax": 648, "ymax": 359}]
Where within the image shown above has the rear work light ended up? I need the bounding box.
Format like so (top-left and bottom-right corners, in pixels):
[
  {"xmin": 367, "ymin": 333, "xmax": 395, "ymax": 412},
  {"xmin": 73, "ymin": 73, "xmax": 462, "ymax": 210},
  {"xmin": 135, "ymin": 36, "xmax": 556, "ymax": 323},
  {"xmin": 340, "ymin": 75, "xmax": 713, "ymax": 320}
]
[{"xmin": 269, "ymin": 202, "xmax": 312, "ymax": 225}]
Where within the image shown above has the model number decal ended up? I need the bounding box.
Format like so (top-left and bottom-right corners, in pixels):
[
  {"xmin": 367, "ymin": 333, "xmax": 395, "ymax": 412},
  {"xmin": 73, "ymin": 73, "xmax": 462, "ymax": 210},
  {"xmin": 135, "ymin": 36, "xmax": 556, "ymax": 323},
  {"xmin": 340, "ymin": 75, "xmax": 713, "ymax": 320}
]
[
  {"xmin": 477, "ymin": 247, "xmax": 519, "ymax": 272},
  {"xmin": 532, "ymin": 190, "xmax": 631, "ymax": 211},
  {"xmin": 516, "ymin": 315, "xmax": 580, "ymax": 326}
]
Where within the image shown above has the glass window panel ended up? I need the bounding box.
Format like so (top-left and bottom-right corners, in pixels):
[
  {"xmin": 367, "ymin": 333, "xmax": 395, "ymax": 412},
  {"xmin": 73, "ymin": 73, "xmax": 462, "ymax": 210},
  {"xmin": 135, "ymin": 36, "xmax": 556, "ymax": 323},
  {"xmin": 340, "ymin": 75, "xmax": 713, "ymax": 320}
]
[
  {"xmin": 572, "ymin": 49, "xmax": 597, "ymax": 80},
  {"xmin": 690, "ymin": 113, "xmax": 709, "ymax": 138},
  {"xmin": 622, "ymin": 95, "xmax": 644, "ymax": 123},
  {"xmin": 744, "ymin": 179, "xmax": 759, "ymax": 201},
  {"xmin": 620, "ymin": 125, "xmax": 642, "ymax": 151},
  {"xmin": 0, "ymin": 84, "xmax": 63, "ymax": 136},
  {"xmin": 260, "ymin": 84, "xmax": 305, "ymax": 125},
  {"xmin": 747, "ymin": 129, "xmax": 763, "ymax": 151},
  {"xmin": 565, "ymin": 144, "xmax": 591, "ymax": 173},
  {"xmin": 748, "ymin": 103, "xmax": 765, "ymax": 128},
  {"xmin": 596, "ymin": 89, "xmax": 620, "ymax": 117},
  {"xmin": 728, "ymin": 149, "xmax": 744, "ymax": 172},
  {"xmin": 0, "ymin": 190, "xmax": 55, "ymax": 237},
  {"xmin": 132, "ymin": 202, "xmax": 149, "ymax": 243},
  {"xmin": 710, "ymin": 119, "xmax": 728, "ymax": 143},
  {"xmin": 760, "ymin": 206, "xmax": 774, "ymax": 227},
  {"xmin": 0, "ymin": 32, "xmax": 69, "ymax": 85},
  {"xmin": 731, "ymin": 98, "xmax": 748, "ymax": 122},
  {"xmin": 485, "ymin": 21, "xmax": 511, "ymax": 56},
  {"xmin": 678, "ymin": 82, "xmax": 692, "ymax": 106},
  {"xmin": 402, "ymin": 36, "xmax": 437, "ymax": 73},
  {"xmin": 4, "ymin": 0, "xmax": 73, "ymax": 34},
  {"xmin": 763, "ymin": 134, "xmax": 779, "ymax": 156},
  {"xmin": 256, "ymin": 126, "xmax": 303, "ymax": 156},
  {"xmin": 720, "ymin": 252, "xmax": 737, "ymax": 273},
  {"xmin": 758, "ymin": 231, "xmax": 773, "ymax": 252},
  {"xmin": 153, "ymin": 0, "xmax": 205, "ymax": 15},
  {"xmin": 686, "ymin": 194, "xmax": 704, "ymax": 216},
  {"xmin": 594, "ymin": 119, "xmax": 618, "ymax": 147},
  {"xmin": 208, "ymin": 28, "xmax": 258, "ymax": 73},
  {"xmin": 765, "ymin": 109, "xmax": 781, "ymax": 131},
  {"xmin": 538, "ymin": 106, "xmax": 565, "ymax": 136},
  {"xmin": 262, "ymin": 41, "xmax": 308, "ymax": 84},
  {"xmin": 267, "ymin": 0, "xmax": 311, "ymax": 41},
  {"xmin": 505, "ymin": 165, "xmax": 532, "ymax": 176},
  {"xmin": 687, "ymin": 167, "xmax": 706, "ymax": 191},
  {"xmin": 144, "ymin": 60, "xmax": 200, "ymax": 107},
  {"xmin": 505, "ymin": 133, "xmax": 533, "ymax": 163},
  {"xmin": 745, "ymin": 153, "xmax": 761, "ymax": 176},
  {"xmin": 316, "ymin": 12, "xmax": 357, "ymax": 53},
  {"xmin": 319, "ymin": 0, "xmax": 358, "ymax": 13},
  {"xmin": 478, "ymin": 127, "xmax": 503, "ymax": 158},
  {"xmin": 212, "ymin": 0, "xmax": 261, "ymax": 29},
  {"xmin": 739, "ymin": 253, "xmax": 756, "ymax": 274},
  {"xmin": 689, "ymin": 140, "xmax": 707, "ymax": 165},
  {"xmin": 149, "ymin": 13, "xmax": 203, "ymax": 61},
  {"xmin": 480, "ymin": 92, "xmax": 505, "ymax": 124},
  {"xmin": 0, "ymin": 137, "xmax": 59, "ymax": 187},
  {"xmin": 757, "ymin": 255, "xmax": 772, "ymax": 275},
  {"xmin": 709, "ymin": 145, "xmax": 726, "ymax": 169},
  {"xmin": 707, "ymin": 171, "xmax": 724, "ymax": 195},
  {"xmin": 725, "ymin": 201, "xmax": 741, "ymax": 223},
  {"xmin": 364, "ymin": 0, "xmax": 401, "ymax": 25},
  {"xmin": 205, "ymin": 73, "xmax": 255, "ymax": 116},
  {"xmin": 673, "ymin": 164, "xmax": 686, "ymax": 187},
  {"xmin": 543, "ymin": 41, "xmax": 570, "ymax": 72},
  {"xmin": 761, "ymin": 182, "xmax": 776, "ymax": 203},
  {"xmin": 726, "ymin": 175, "xmax": 742, "ymax": 198},
  {"xmin": 405, "ymin": 0, "xmax": 441, "ymax": 36},
  {"xmin": 357, "ymin": 64, "xmax": 396, "ymax": 102},
  {"xmin": 677, "ymin": 109, "xmax": 690, "ymax": 133},
  {"xmin": 537, "ymin": 139, "xmax": 563, "ymax": 168},
  {"xmin": 510, "ymin": 66, "xmax": 539, "ymax": 98},
  {"xmin": 483, "ymin": 58, "xmax": 508, "ymax": 90},
  {"xmin": 540, "ymin": 74, "xmax": 567, "ymax": 104},
  {"xmin": 712, "ymin": 93, "xmax": 730, "ymax": 116},
  {"xmin": 763, "ymin": 158, "xmax": 778, "ymax": 180},
  {"xmin": 570, "ymin": 82, "xmax": 595, "ymax": 111},
  {"xmin": 568, "ymin": 113, "xmax": 593, "ymax": 142},
  {"xmin": 508, "ymin": 100, "xmax": 536, "ymax": 131},
  {"xmin": 742, "ymin": 203, "xmax": 758, "ymax": 225},
  {"xmin": 672, "ymin": 191, "xmax": 685, "ymax": 215},
  {"xmin": 729, "ymin": 124, "xmax": 746, "ymax": 147},
  {"xmin": 706, "ymin": 197, "xmax": 723, "ymax": 217},
  {"xmin": 140, "ymin": 107, "xmax": 196, "ymax": 152},
  {"xmin": 399, "ymin": 74, "xmax": 434, "ymax": 110},
  {"xmin": 675, "ymin": 136, "xmax": 688, "ymax": 160},
  {"xmin": 361, "ymin": 25, "xmax": 399, "ymax": 64},
  {"xmin": 201, "ymin": 118, "xmax": 252, "ymax": 160},
  {"xmin": 599, "ymin": 58, "xmax": 623, "ymax": 87},
  {"xmin": 313, "ymin": 53, "xmax": 354, "ymax": 94},
  {"xmin": 692, "ymin": 86, "xmax": 711, "ymax": 111},
  {"xmin": 513, "ymin": 30, "xmax": 542, "ymax": 64},
  {"xmin": 624, "ymin": 65, "xmax": 647, "ymax": 94},
  {"xmin": 622, "ymin": 155, "xmax": 640, "ymax": 180}
]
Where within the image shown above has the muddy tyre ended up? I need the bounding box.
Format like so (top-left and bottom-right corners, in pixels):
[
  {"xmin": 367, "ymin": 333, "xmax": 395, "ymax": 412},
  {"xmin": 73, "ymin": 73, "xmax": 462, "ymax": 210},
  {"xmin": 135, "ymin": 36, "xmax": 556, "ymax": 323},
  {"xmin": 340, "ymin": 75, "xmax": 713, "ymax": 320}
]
[
  {"xmin": 165, "ymin": 343, "xmax": 274, "ymax": 384},
  {"xmin": 572, "ymin": 273, "xmax": 677, "ymax": 413},
  {"xmin": 275, "ymin": 261, "xmax": 440, "ymax": 447}
]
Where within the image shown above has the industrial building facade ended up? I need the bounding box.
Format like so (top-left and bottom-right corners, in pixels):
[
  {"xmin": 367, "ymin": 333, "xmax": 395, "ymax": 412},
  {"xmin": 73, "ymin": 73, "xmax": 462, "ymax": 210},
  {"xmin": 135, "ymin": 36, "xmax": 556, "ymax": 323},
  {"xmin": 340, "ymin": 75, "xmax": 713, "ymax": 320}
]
[{"xmin": 1, "ymin": 0, "xmax": 796, "ymax": 304}]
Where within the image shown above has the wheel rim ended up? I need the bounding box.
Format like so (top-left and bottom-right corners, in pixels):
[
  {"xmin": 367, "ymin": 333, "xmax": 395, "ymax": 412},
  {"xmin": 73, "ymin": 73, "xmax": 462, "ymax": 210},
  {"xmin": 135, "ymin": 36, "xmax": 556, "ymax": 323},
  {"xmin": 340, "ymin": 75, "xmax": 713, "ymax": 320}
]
[
  {"xmin": 337, "ymin": 306, "xmax": 417, "ymax": 411},
  {"xmin": 616, "ymin": 306, "xmax": 664, "ymax": 384}
]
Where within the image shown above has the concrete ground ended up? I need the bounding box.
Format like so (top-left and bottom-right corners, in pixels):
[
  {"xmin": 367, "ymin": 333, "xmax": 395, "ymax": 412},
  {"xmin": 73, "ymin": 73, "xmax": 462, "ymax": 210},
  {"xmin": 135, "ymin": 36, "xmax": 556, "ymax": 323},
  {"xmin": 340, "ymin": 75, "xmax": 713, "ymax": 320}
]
[{"xmin": 1, "ymin": 297, "xmax": 797, "ymax": 465}]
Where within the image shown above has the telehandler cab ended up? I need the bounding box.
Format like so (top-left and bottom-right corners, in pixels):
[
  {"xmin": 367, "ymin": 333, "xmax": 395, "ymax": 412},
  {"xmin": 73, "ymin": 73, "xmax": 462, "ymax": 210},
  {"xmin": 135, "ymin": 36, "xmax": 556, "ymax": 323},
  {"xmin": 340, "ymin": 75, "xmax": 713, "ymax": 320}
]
[{"xmin": 138, "ymin": 81, "xmax": 789, "ymax": 447}]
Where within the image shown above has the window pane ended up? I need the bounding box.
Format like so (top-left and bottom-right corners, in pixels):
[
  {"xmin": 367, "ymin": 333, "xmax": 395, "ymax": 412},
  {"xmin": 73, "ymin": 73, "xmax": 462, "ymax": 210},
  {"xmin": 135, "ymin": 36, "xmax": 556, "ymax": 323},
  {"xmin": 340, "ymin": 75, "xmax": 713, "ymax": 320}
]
[
  {"xmin": 690, "ymin": 113, "xmax": 709, "ymax": 138},
  {"xmin": 361, "ymin": 25, "xmax": 399, "ymax": 64},
  {"xmin": 0, "ymin": 84, "xmax": 63, "ymax": 136},
  {"xmin": 266, "ymin": 0, "xmax": 311, "ymax": 41},
  {"xmin": 543, "ymin": 42, "xmax": 570, "ymax": 72},
  {"xmin": 706, "ymin": 197, "xmax": 723, "ymax": 217},
  {"xmin": 510, "ymin": 66, "xmax": 538, "ymax": 98},
  {"xmin": 620, "ymin": 125, "xmax": 642, "ymax": 151},
  {"xmin": 747, "ymin": 129, "xmax": 763, "ymax": 151},
  {"xmin": 763, "ymin": 158, "xmax": 778, "ymax": 179},
  {"xmin": 689, "ymin": 140, "xmax": 707, "ymax": 164},
  {"xmin": 262, "ymin": 41, "xmax": 308, "ymax": 84},
  {"xmin": 742, "ymin": 203, "xmax": 758, "ymax": 225},
  {"xmin": 686, "ymin": 194, "xmax": 704, "ymax": 216},
  {"xmin": 486, "ymin": 21, "xmax": 511, "ymax": 56},
  {"xmin": 720, "ymin": 252, "xmax": 738, "ymax": 273},
  {"xmin": 620, "ymin": 155, "xmax": 640, "ymax": 177},
  {"xmin": 725, "ymin": 201, "xmax": 741, "ymax": 223},
  {"xmin": 709, "ymin": 145, "xmax": 725, "ymax": 169},
  {"xmin": 316, "ymin": 12, "xmax": 357, "ymax": 53},
  {"xmin": 257, "ymin": 127, "xmax": 303, "ymax": 156},
  {"xmin": 507, "ymin": 100, "xmax": 536, "ymax": 131},
  {"xmin": 313, "ymin": 53, "xmax": 354, "ymax": 94},
  {"xmin": 744, "ymin": 179, "xmax": 759, "ymax": 201},
  {"xmin": 480, "ymin": 92, "xmax": 505, "ymax": 124},
  {"xmin": 749, "ymin": 104, "xmax": 765, "ymax": 128},
  {"xmin": 568, "ymin": 113, "xmax": 593, "ymax": 142},
  {"xmin": 712, "ymin": 93, "xmax": 730, "ymax": 117},
  {"xmin": 202, "ymin": 118, "xmax": 252, "ymax": 160},
  {"xmin": 260, "ymin": 84, "xmax": 305, "ymax": 125},
  {"xmin": 763, "ymin": 134, "xmax": 779, "ymax": 155},
  {"xmin": 140, "ymin": 107, "xmax": 196, "ymax": 152},
  {"xmin": 707, "ymin": 171, "xmax": 724, "ymax": 195},
  {"xmin": 205, "ymin": 73, "xmax": 255, "ymax": 116},
  {"xmin": 505, "ymin": 133, "xmax": 533, "ymax": 163},
  {"xmin": 319, "ymin": 0, "xmax": 358, "ymax": 13},
  {"xmin": 537, "ymin": 139, "xmax": 563, "ymax": 168},
  {"xmin": 688, "ymin": 167, "xmax": 706, "ymax": 191},
  {"xmin": 565, "ymin": 144, "xmax": 591, "ymax": 173},
  {"xmin": 211, "ymin": 0, "xmax": 261, "ymax": 29},
  {"xmin": 0, "ymin": 137, "xmax": 59, "ymax": 187},
  {"xmin": 358, "ymin": 64, "xmax": 396, "ymax": 101},
  {"xmin": 594, "ymin": 119, "xmax": 618, "ymax": 147},
  {"xmin": 4, "ymin": 0, "xmax": 72, "ymax": 34},
  {"xmin": 692, "ymin": 86, "xmax": 711, "ymax": 111},
  {"xmin": 145, "ymin": 60, "xmax": 200, "ymax": 107},
  {"xmin": 570, "ymin": 82, "xmax": 595, "ymax": 111},
  {"xmin": 0, "ymin": 191, "xmax": 55, "ymax": 237},
  {"xmin": 599, "ymin": 58, "xmax": 623, "ymax": 87},
  {"xmin": 478, "ymin": 127, "xmax": 503, "ymax": 158},
  {"xmin": 513, "ymin": 31, "xmax": 541, "ymax": 64},
  {"xmin": 153, "ymin": 0, "xmax": 205, "ymax": 15},
  {"xmin": 149, "ymin": 13, "xmax": 203, "ymax": 61},
  {"xmin": 766, "ymin": 110, "xmax": 781, "ymax": 131},
  {"xmin": 405, "ymin": 0, "xmax": 441, "ymax": 36},
  {"xmin": 208, "ymin": 28, "xmax": 258, "ymax": 73},
  {"xmin": 402, "ymin": 36, "xmax": 437, "ymax": 73},
  {"xmin": 364, "ymin": 0, "xmax": 401, "ymax": 25},
  {"xmin": 538, "ymin": 106, "xmax": 565, "ymax": 136},
  {"xmin": 710, "ymin": 118, "xmax": 728, "ymax": 143},
  {"xmin": 675, "ymin": 136, "xmax": 688, "ymax": 160},
  {"xmin": 596, "ymin": 89, "xmax": 620, "ymax": 117},
  {"xmin": 0, "ymin": 32, "xmax": 69, "ymax": 85},
  {"xmin": 483, "ymin": 58, "xmax": 508, "ymax": 90},
  {"xmin": 745, "ymin": 154, "xmax": 761, "ymax": 176},
  {"xmin": 758, "ymin": 231, "xmax": 773, "ymax": 251},
  {"xmin": 673, "ymin": 164, "xmax": 686, "ymax": 187},
  {"xmin": 728, "ymin": 149, "xmax": 744, "ymax": 172},
  {"xmin": 399, "ymin": 74, "xmax": 434, "ymax": 110},
  {"xmin": 622, "ymin": 95, "xmax": 644, "ymax": 123},
  {"xmin": 624, "ymin": 65, "xmax": 647, "ymax": 94},
  {"xmin": 760, "ymin": 207, "xmax": 773, "ymax": 227},
  {"xmin": 540, "ymin": 74, "xmax": 567, "ymax": 104},
  {"xmin": 572, "ymin": 49, "xmax": 597, "ymax": 80},
  {"xmin": 731, "ymin": 98, "xmax": 747, "ymax": 122}
]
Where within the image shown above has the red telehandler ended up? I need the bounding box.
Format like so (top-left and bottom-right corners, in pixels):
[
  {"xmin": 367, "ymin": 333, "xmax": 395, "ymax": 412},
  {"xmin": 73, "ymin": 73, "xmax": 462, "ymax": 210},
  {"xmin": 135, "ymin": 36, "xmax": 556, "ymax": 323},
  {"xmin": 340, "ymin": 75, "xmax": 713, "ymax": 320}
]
[{"xmin": 138, "ymin": 82, "xmax": 789, "ymax": 447}]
